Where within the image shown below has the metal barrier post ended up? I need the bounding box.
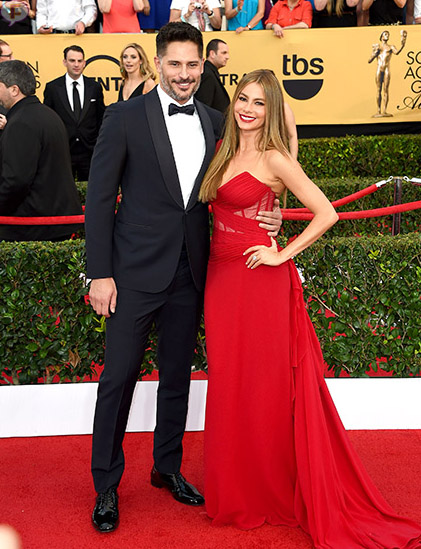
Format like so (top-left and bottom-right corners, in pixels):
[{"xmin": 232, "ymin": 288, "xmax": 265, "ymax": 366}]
[{"xmin": 392, "ymin": 177, "xmax": 402, "ymax": 236}]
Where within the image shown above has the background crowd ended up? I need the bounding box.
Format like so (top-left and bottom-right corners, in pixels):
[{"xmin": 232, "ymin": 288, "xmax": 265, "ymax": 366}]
[{"xmin": 0, "ymin": 0, "xmax": 418, "ymax": 36}]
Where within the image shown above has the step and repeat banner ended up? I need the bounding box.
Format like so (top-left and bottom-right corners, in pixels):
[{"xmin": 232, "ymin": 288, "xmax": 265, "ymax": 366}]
[{"xmin": 4, "ymin": 26, "xmax": 421, "ymax": 126}]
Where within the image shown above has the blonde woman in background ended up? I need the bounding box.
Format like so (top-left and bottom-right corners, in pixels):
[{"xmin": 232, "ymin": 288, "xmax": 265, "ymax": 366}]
[
  {"xmin": 313, "ymin": 0, "xmax": 358, "ymax": 26},
  {"xmin": 118, "ymin": 43, "xmax": 156, "ymax": 102}
]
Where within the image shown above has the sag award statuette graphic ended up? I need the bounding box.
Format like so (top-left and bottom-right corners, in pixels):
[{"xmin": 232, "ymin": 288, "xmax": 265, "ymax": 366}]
[
  {"xmin": 368, "ymin": 29, "xmax": 407, "ymax": 118},
  {"xmin": 0, "ymin": 0, "xmax": 29, "ymax": 27}
]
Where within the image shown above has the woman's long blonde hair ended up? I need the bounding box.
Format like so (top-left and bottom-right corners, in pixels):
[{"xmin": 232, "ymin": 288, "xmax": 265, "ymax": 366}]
[
  {"xmin": 120, "ymin": 43, "xmax": 156, "ymax": 82},
  {"xmin": 199, "ymin": 69, "xmax": 289, "ymax": 203},
  {"xmin": 326, "ymin": 0, "xmax": 345, "ymax": 17}
]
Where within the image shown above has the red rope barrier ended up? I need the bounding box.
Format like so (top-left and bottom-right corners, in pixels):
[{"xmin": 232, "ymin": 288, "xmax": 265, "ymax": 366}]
[
  {"xmin": 0, "ymin": 215, "xmax": 85, "ymax": 225},
  {"xmin": 288, "ymin": 183, "xmax": 383, "ymax": 213},
  {"xmin": 281, "ymin": 200, "xmax": 421, "ymax": 220}
]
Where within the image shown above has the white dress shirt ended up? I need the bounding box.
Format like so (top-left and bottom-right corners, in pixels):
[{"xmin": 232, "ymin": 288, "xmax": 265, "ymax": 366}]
[
  {"xmin": 170, "ymin": 0, "xmax": 221, "ymax": 31},
  {"xmin": 36, "ymin": 0, "xmax": 97, "ymax": 31},
  {"xmin": 65, "ymin": 74, "xmax": 85, "ymax": 111},
  {"xmin": 157, "ymin": 85, "xmax": 206, "ymax": 209}
]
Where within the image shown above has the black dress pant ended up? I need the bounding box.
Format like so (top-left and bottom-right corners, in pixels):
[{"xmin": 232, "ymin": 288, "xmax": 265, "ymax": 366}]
[
  {"xmin": 91, "ymin": 250, "xmax": 203, "ymax": 493},
  {"xmin": 70, "ymin": 140, "xmax": 92, "ymax": 182}
]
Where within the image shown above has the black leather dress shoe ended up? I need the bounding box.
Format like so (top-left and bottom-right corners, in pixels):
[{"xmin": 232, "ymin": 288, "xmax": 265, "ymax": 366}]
[
  {"xmin": 92, "ymin": 487, "xmax": 119, "ymax": 533},
  {"xmin": 151, "ymin": 466, "xmax": 205, "ymax": 506}
]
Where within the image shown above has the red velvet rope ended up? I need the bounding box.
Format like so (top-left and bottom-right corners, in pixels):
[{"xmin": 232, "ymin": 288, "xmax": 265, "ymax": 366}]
[
  {"xmin": 0, "ymin": 215, "xmax": 85, "ymax": 225},
  {"xmin": 281, "ymin": 201, "xmax": 421, "ymax": 221},
  {"xmin": 288, "ymin": 183, "xmax": 382, "ymax": 213}
]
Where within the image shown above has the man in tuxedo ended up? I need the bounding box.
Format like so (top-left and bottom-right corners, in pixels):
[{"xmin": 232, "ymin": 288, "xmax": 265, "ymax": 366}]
[
  {"xmin": 195, "ymin": 38, "xmax": 230, "ymax": 113},
  {"xmin": 85, "ymin": 22, "xmax": 280, "ymax": 533},
  {"xmin": 43, "ymin": 45, "xmax": 105, "ymax": 181},
  {"xmin": 0, "ymin": 60, "xmax": 83, "ymax": 241}
]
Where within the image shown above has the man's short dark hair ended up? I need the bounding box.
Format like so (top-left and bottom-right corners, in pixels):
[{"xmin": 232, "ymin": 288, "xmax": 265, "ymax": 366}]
[
  {"xmin": 0, "ymin": 60, "xmax": 36, "ymax": 96},
  {"xmin": 156, "ymin": 22, "xmax": 203, "ymax": 59},
  {"xmin": 0, "ymin": 39, "xmax": 10, "ymax": 56},
  {"xmin": 206, "ymin": 39, "xmax": 226, "ymax": 59},
  {"xmin": 63, "ymin": 45, "xmax": 85, "ymax": 60}
]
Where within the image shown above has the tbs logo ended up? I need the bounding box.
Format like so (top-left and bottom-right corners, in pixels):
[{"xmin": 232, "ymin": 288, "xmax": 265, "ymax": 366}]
[{"xmin": 282, "ymin": 55, "xmax": 324, "ymax": 100}]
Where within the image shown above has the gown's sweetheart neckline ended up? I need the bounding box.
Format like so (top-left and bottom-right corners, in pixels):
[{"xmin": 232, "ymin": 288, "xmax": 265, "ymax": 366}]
[{"xmin": 218, "ymin": 171, "xmax": 274, "ymax": 193}]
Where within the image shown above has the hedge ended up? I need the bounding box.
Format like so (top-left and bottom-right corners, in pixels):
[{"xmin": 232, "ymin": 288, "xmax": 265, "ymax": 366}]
[
  {"xmin": 295, "ymin": 233, "xmax": 421, "ymax": 377},
  {"xmin": 1, "ymin": 234, "xmax": 420, "ymax": 384},
  {"xmin": 297, "ymin": 134, "xmax": 421, "ymax": 180}
]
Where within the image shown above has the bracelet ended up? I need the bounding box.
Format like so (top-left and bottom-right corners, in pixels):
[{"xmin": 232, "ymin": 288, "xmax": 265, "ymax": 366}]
[
  {"xmin": 208, "ymin": 9, "xmax": 214, "ymax": 17},
  {"xmin": 247, "ymin": 24, "xmax": 252, "ymax": 29},
  {"xmin": 180, "ymin": 14, "xmax": 187, "ymax": 22}
]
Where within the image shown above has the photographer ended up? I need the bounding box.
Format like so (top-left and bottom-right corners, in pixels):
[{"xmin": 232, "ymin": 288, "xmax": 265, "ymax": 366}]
[{"xmin": 170, "ymin": 0, "xmax": 222, "ymax": 30}]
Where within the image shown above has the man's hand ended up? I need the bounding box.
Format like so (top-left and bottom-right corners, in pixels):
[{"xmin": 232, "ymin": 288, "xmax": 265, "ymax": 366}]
[
  {"xmin": 75, "ymin": 21, "xmax": 86, "ymax": 35},
  {"xmin": 89, "ymin": 277, "xmax": 117, "ymax": 318},
  {"xmin": 0, "ymin": 114, "xmax": 7, "ymax": 130},
  {"xmin": 38, "ymin": 25, "xmax": 53, "ymax": 34},
  {"xmin": 256, "ymin": 198, "xmax": 283, "ymax": 237}
]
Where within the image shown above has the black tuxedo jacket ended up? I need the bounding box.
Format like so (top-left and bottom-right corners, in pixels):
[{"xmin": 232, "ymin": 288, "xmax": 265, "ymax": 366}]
[
  {"xmin": 85, "ymin": 87, "xmax": 223, "ymax": 293},
  {"xmin": 0, "ymin": 96, "xmax": 83, "ymax": 241},
  {"xmin": 43, "ymin": 75, "xmax": 106, "ymax": 151},
  {"xmin": 195, "ymin": 60, "xmax": 231, "ymax": 114}
]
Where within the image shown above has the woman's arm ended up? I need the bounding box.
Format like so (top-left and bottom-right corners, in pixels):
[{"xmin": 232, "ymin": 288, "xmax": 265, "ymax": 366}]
[
  {"xmin": 236, "ymin": 0, "xmax": 265, "ymax": 32},
  {"xmin": 284, "ymin": 102, "xmax": 298, "ymax": 160},
  {"xmin": 361, "ymin": 0, "xmax": 374, "ymax": 11},
  {"xmin": 203, "ymin": 3, "xmax": 222, "ymax": 28},
  {"xmin": 97, "ymin": 0, "xmax": 112, "ymax": 13},
  {"xmin": 133, "ymin": 0, "xmax": 144, "ymax": 11},
  {"xmin": 224, "ymin": 0, "xmax": 244, "ymax": 19},
  {"xmin": 245, "ymin": 153, "xmax": 338, "ymax": 268}
]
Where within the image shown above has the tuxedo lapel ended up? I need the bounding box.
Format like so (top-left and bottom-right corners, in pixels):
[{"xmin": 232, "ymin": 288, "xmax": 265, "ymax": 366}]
[
  {"xmin": 79, "ymin": 77, "xmax": 94, "ymax": 123},
  {"xmin": 57, "ymin": 76, "xmax": 73, "ymax": 118},
  {"xmin": 145, "ymin": 89, "xmax": 184, "ymax": 209},
  {"xmin": 186, "ymin": 99, "xmax": 216, "ymax": 211}
]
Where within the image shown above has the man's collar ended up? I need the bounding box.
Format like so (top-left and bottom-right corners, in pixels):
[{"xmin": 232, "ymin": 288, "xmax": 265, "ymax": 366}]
[{"xmin": 65, "ymin": 73, "xmax": 84, "ymax": 85}]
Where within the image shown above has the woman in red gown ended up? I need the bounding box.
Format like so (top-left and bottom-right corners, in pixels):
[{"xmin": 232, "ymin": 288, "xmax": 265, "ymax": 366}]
[{"xmin": 199, "ymin": 70, "xmax": 421, "ymax": 548}]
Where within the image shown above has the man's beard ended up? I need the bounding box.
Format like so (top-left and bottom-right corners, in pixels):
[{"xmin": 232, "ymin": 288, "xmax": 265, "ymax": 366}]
[{"xmin": 159, "ymin": 71, "xmax": 200, "ymax": 103}]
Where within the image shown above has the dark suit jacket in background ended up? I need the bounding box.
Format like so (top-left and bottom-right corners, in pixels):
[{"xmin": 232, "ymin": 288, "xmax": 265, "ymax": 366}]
[
  {"xmin": 43, "ymin": 75, "xmax": 105, "ymax": 153},
  {"xmin": 195, "ymin": 60, "xmax": 230, "ymax": 115},
  {"xmin": 85, "ymin": 87, "xmax": 223, "ymax": 294},
  {"xmin": 0, "ymin": 96, "xmax": 83, "ymax": 241}
]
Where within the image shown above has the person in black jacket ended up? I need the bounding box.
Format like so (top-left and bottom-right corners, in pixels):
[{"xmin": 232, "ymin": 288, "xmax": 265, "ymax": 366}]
[
  {"xmin": 195, "ymin": 38, "xmax": 230, "ymax": 114},
  {"xmin": 43, "ymin": 45, "xmax": 105, "ymax": 181},
  {"xmin": 0, "ymin": 60, "xmax": 83, "ymax": 241}
]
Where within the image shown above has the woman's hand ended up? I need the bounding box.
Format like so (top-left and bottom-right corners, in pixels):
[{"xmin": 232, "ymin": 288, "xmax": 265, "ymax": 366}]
[
  {"xmin": 244, "ymin": 237, "xmax": 283, "ymax": 269},
  {"xmin": 272, "ymin": 23, "xmax": 284, "ymax": 38}
]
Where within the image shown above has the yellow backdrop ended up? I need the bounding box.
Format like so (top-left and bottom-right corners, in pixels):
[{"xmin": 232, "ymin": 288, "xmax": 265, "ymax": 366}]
[{"xmin": 4, "ymin": 26, "xmax": 421, "ymax": 125}]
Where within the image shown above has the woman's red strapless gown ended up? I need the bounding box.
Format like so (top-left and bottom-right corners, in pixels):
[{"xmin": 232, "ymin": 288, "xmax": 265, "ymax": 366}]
[{"xmin": 204, "ymin": 172, "xmax": 421, "ymax": 548}]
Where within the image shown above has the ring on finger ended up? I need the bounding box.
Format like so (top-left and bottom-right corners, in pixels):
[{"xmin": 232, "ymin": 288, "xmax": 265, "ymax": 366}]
[{"xmin": 252, "ymin": 255, "xmax": 257, "ymax": 261}]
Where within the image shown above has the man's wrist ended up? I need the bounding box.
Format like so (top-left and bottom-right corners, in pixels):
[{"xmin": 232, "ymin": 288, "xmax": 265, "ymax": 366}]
[{"xmin": 207, "ymin": 9, "xmax": 214, "ymax": 16}]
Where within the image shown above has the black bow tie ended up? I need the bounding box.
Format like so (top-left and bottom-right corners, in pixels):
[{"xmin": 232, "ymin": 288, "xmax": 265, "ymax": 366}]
[{"xmin": 168, "ymin": 103, "xmax": 195, "ymax": 116}]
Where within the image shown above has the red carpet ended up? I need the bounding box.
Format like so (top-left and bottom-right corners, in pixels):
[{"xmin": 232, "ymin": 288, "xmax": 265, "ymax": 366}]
[{"xmin": 1, "ymin": 431, "xmax": 420, "ymax": 549}]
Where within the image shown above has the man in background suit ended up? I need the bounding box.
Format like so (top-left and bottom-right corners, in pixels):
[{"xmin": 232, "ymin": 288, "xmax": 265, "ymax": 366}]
[
  {"xmin": 195, "ymin": 38, "xmax": 230, "ymax": 114},
  {"xmin": 85, "ymin": 22, "xmax": 281, "ymax": 533},
  {"xmin": 0, "ymin": 60, "xmax": 83, "ymax": 241},
  {"xmin": 44, "ymin": 45, "xmax": 105, "ymax": 181}
]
